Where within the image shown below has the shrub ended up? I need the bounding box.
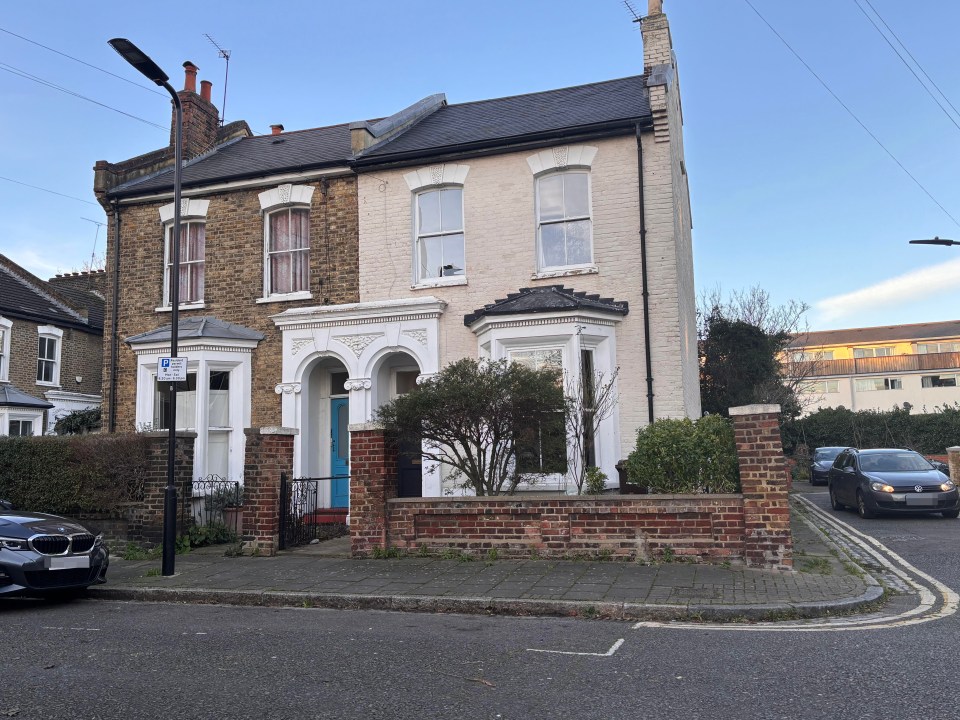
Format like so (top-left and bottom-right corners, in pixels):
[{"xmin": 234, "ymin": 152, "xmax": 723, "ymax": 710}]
[
  {"xmin": 0, "ymin": 433, "xmax": 149, "ymax": 514},
  {"xmin": 625, "ymin": 415, "xmax": 739, "ymax": 493},
  {"xmin": 583, "ymin": 466, "xmax": 608, "ymax": 495},
  {"xmin": 781, "ymin": 404, "xmax": 960, "ymax": 456}
]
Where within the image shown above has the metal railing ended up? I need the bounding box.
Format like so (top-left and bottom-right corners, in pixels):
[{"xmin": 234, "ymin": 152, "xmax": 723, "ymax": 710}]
[
  {"xmin": 278, "ymin": 473, "xmax": 349, "ymax": 549},
  {"xmin": 188, "ymin": 474, "xmax": 242, "ymax": 529}
]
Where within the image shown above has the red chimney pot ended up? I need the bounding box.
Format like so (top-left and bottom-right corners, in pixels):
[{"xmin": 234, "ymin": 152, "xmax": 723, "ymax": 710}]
[
  {"xmin": 270, "ymin": 124, "xmax": 284, "ymax": 135},
  {"xmin": 200, "ymin": 80, "xmax": 212, "ymax": 103},
  {"xmin": 183, "ymin": 62, "xmax": 198, "ymax": 93}
]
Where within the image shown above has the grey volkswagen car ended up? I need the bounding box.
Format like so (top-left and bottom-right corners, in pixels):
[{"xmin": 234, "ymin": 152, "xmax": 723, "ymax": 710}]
[
  {"xmin": 0, "ymin": 500, "xmax": 109, "ymax": 596},
  {"xmin": 827, "ymin": 449, "xmax": 960, "ymax": 519}
]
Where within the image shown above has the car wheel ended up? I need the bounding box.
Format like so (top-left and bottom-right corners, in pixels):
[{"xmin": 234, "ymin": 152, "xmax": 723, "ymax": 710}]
[
  {"xmin": 942, "ymin": 509, "xmax": 960, "ymax": 519},
  {"xmin": 829, "ymin": 485, "xmax": 844, "ymax": 511},
  {"xmin": 856, "ymin": 491, "xmax": 875, "ymax": 519}
]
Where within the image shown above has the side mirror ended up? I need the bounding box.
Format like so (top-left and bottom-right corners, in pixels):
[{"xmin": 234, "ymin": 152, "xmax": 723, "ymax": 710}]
[{"xmin": 0, "ymin": 499, "xmax": 13, "ymax": 511}]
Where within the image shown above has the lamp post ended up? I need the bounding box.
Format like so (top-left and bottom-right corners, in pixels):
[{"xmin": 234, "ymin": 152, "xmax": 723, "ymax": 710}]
[
  {"xmin": 909, "ymin": 236, "xmax": 959, "ymax": 247},
  {"xmin": 108, "ymin": 38, "xmax": 182, "ymax": 576}
]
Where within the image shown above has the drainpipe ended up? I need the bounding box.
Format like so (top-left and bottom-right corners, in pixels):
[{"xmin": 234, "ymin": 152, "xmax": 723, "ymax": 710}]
[
  {"xmin": 636, "ymin": 125, "xmax": 655, "ymax": 424},
  {"xmin": 108, "ymin": 199, "xmax": 121, "ymax": 433}
]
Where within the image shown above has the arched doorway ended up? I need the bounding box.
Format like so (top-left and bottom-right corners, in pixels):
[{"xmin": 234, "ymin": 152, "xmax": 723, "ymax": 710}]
[
  {"xmin": 373, "ymin": 351, "xmax": 422, "ymax": 498},
  {"xmin": 303, "ymin": 356, "xmax": 350, "ymax": 508}
]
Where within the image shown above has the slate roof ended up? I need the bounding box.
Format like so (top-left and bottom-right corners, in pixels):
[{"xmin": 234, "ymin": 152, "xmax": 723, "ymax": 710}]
[
  {"xmin": 126, "ymin": 317, "xmax": 264, "ymax": 345},
  {"xmin": 0, "ymin": 384, "xmax": 54, "ymax": 409},
  {"xmin": 358, "ymin": 75, "xmax": 652, "ymax": 162},
  {"xmin": 109, "ymin": 75, "xmax": 652, "ymax": 196},
  {"xmin": 788, "ymin": 320, "xmax": 960, "ymax": 349},
  {"xmin": 46, "ymin": 283, "xmax": 105, "ymax": 331},
  {"xmin": 0, "ymin": 257, "xmax": 99, "ymax": 332},
  {"xmin": 109, "ymin": 123, "xmax": 354, "ymax": 197},
  {"xmin": 464, "ymin": 286, "xmax": 629, "ymax": 327}
]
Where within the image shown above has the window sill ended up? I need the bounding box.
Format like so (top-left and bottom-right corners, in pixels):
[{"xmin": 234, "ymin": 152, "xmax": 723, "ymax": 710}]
[
  {"xmin": 36, "ymin": 381, "xmax": 60, "ymax": 388},
  {"xmin": 256, "ymin": 291, "xmax": 313, "ymax": 305},
  {"xmin": 411, "ymin": 276, "xmax": 468, "ymax": 291},
  {"xmin": 531, "ymin": 265, "xmax": 598, "ymax": 280},
  {"xmin": 156, "ymin": 303, "xmax": 206, "ymax": 313}
]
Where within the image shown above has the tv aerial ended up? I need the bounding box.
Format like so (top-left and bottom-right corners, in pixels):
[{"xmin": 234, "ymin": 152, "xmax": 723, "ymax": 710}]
[{"xmin": 204, "ymin": 33, "xmax": 231, "ymax": 124}]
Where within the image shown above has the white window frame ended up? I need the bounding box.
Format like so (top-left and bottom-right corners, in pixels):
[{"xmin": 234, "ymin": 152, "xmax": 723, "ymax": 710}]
[
  {"xmin": 854, "ymin": 377, "xmax": 902, "ymax": 392},
  {"xmin": 413, "ymin": 186, "xmax": 466, "ymax": 286},
  {"xmin": 921, "ymin": 374, "xmax": 960, "ymax": 388},
  {"xmin": 0, "ymin": 316, "xmax": 10, "ymax": 382},
  {"xmin": 534, "ymin": 170, "xmax": 594, "ymax": 273},
  {"xmin": 157, "ymin": 198, "xmax": 210, "ymax": 311},
  {"xmin": 36, "ymin": 325, "xmax": 62, "ymax": 387},
  {"xmin": 792, "ymin": 350, "xmax": 834, "ymax": 362},
  {"xmin": 403, "ymin": 164, "xmax": 470, "ymax": 290},
  {"xmin": 134, "ymin": 340, "xmax": 254, "ymax": 481},
  {"xmin": 917, "ymin": 342, "xmax": 960, "ymax": 354},
  {"xmin": 853, "ymin": 346, "xmax": 894, "ymax": 358},
  {"xmin": 802, "ymin": 380, "xmax": 839, "ymax": 394},
  {"xmin": 257, "ymin": 183, "xmax": 315, "ymax": 303}
]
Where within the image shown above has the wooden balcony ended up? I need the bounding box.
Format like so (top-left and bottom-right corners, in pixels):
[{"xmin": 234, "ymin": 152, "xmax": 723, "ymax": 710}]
[{"xmin": 791, "ymin": 351, "xmax": 960, "ymax": 378}]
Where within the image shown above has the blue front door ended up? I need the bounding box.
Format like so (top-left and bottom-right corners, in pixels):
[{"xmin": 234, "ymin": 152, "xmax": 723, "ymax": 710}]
[{"xmin": 330, "ymin": 398, "xmax": 349, "ymax": 508}]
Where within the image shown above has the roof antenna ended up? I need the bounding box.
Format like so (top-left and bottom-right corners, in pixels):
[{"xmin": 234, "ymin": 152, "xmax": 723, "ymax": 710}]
[
  {"xmin": 81, "ymin": 217, "xmax": 106, "ymax": 269},
  {"xmin": 204, "ymin": 33, "xmax": 231, "ymax": 125},
  {"xmin": 623, "ymin": 0, "xmax": 642, "ymax": 24}
]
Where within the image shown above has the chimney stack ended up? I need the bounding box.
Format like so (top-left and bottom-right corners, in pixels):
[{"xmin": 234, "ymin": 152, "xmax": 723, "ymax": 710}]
[
  {"xmin": 171, "ymin": 61, "xmax": 221, "ymax": 160},
  {"xmin": 270, "ymin": 124, "xmax": 284, "ymax": 135}
]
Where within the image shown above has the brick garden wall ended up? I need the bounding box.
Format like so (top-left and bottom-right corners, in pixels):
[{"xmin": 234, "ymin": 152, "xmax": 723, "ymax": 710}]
[{"xmin": 350, "ymin": 406, "xmax": 793, "ymax": 569}]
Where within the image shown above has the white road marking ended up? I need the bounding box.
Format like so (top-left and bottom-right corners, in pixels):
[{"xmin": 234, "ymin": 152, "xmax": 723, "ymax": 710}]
[
  {"xmin": 631, "ymin": 496, "xmax": 959, "ymax": 632},
  {"xmin": 41, "ymin": 626, "xmax": 101, "ymax": 632},
  {"xmin": 527, "ymin": 638, "xmax": 625, "ymax": 657}
]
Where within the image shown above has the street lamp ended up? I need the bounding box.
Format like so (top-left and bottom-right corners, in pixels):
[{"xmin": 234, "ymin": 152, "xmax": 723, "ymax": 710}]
[
  {"xmin": 909, "ymin": 237, "xmax": 959, "ymax": 247},
  {"xmin": 108, "ymin": 38, "xmax": 182, "ymax": 577}
]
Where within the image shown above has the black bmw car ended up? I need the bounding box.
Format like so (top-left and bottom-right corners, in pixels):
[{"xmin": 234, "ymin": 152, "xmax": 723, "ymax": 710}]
[
  {"xmin": 827, "ymin": 448, "xmax": 960, "ymax": 519},
  {"xmin": 809, "ymin": 446, "xmax": 848, "ymax": 485},
  {"xmin": 0, "ymin": 501, "xmax": 109, "ymax": 597}
]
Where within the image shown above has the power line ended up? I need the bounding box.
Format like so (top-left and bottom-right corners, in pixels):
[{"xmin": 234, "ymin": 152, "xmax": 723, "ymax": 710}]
[
  {"xmin": 742, "ymin": 0, "xmax": 960, "ymax": 229},
  {"xmin": 0, "ymin": 26, "xmax": 166, "ymax": 97},
  {"xmin": 0, "ymin": 62, "xmax": 167, "ymax": 131},
  {"xmin": 0, "ymin": 175, "xmax": 100, "ymax": 206},
  {"xmin": 853, "ymin": 0, "xmax": 960, "ymax": 133},
  {"xmin": 854, "ymin": 0, "xmax": 960, "ymax": 130}
]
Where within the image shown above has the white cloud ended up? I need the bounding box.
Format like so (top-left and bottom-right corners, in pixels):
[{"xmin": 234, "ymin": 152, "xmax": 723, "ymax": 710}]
[{"xmin": 814, "ymin": 257, "xmax": 960, "ymax": 324}]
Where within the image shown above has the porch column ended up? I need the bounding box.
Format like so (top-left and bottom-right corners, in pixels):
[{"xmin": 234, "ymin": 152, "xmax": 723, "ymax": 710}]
[
  {"xmin": 730, "ymin": 404, "xmax": 792, "ymax": 570},
  {"xmin": 243, "ymin": 426, "xmax": 297, "ymax": 556},
  {"xmin": 349, "ymin": 423, "xmax": 397, "ymax": 557}
]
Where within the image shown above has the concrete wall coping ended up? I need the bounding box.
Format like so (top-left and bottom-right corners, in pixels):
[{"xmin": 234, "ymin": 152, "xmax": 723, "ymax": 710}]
[
  {"xmin": 349, "ymin": 422, "xmax": 386, "ymax": 432},
  {"xmin": 728, "ymin": 404, "xmax": 781, "ymax": 417},
  {"xmin": 255, "ymin": 426, "xmax": 299, "ymax": 436},
  {"xmin": 139, "ymin": 431, "xmax": 198, "ymax": 439},
  {"xmin": 948, "ymin": 447, "xmax": 960, "ymax": 453}
]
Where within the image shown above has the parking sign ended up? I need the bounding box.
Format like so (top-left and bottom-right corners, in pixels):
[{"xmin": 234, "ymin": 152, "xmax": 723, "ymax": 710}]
[{"xmin": 157, "ymin": 357, "xmax": 187, "ymax": 382}]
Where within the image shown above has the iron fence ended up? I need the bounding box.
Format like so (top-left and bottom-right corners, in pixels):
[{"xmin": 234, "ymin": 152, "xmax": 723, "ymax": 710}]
[
  {"xmin": 279, "ymin": 473, "xmax": 349, "ymax": 549},
  {"xmin": 188, "ymin": 474, "xmax": 242, "ymax": 529}
]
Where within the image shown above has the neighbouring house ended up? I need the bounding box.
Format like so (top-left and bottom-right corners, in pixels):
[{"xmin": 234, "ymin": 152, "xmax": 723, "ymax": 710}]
[
  {"xmin": 0, "ymin": 255, "xmax": 104, "ymax": 435},
  {"xmin": 94, "ymin": 1, "xmax": 698, "ymax": 507},
  {"xmin": 787, "ymin": 320, "xmax": 960, "ymax": 414}
]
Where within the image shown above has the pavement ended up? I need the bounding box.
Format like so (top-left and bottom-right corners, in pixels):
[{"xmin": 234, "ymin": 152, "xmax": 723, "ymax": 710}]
[{"xmin": 88, "ymin": 494, "xmax": 885, "ymax": 622}]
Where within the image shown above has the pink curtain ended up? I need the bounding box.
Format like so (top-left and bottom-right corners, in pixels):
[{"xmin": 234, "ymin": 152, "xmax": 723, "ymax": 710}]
[{"xmin": 270, "ymin": 209, "xmax": 309, "ymax": 294}]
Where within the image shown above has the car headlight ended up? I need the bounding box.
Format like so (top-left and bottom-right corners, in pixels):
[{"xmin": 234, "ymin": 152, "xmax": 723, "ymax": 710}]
[
  {"xmin": 870, "ymin": 481, "xmax": 895, "ymax": 493},
  {"xmin": 941, "ymin": 480, "xmax": 956, "ymax": 492},
  {"xmin": 0, "ymin": 536, "xmax": 29, "ymax": 550}
]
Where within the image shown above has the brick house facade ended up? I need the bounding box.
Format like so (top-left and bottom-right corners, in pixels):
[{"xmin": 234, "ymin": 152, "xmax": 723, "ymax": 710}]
[
  {"xmin": 95, "ymin": 2, "xmax": 700, "ymax": 509},
  {"xmin": 0, "ymin": 256, "xmax": 104, "ymax": 435}
]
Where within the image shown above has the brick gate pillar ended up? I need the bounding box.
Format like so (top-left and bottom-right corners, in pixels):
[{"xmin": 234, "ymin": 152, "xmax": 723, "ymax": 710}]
[
  {"xmin": 136, "ymin": 431, "xmax": 196, "ymax": 545},
  {"xmin": 349, "ymin": 423, "xmax": 397, "ymax": 557},
  {"xmin": 730, "ymin": 404, "xmax": 793, "ymax": 570},
  {"xmin": 243, "ymin": 427, "xmax": 296, "ymax": 556},
  {"xmin": 947, "ymin": 447, "xmax": 960, "ymax": 481}
]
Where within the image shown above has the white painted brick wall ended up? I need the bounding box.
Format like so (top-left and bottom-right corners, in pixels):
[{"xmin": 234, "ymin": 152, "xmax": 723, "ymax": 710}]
[{"xmin": 358, "ymin": 132, "xmax": 699, "ymax": 459}]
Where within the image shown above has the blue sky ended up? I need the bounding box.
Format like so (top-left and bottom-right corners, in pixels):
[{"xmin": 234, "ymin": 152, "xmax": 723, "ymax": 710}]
[{"xmin": 3, "ymin": 0, "xmax": 960, "ymax": 332}]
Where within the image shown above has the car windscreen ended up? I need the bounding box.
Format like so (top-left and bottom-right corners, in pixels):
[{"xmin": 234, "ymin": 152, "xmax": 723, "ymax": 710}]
[
  {"xmin": 814, "ymin": 448, "xmax": 843, "ymax": 462},
  {"xmin": 859, "ymin": 453, "xmax": 933, "ymax": 473}
]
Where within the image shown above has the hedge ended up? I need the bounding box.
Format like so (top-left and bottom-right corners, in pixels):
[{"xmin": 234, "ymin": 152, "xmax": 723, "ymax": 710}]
[
  {"xmin": 625, "ymin": 414, "xmax": 740, "ymax": 493},
  {"xmin": 0, "ymin": 434, "xmax": 149, "ymax": 514},
  {"xmin": 781, "ymin": 405, "xmax": 960, "ymax": 456}
]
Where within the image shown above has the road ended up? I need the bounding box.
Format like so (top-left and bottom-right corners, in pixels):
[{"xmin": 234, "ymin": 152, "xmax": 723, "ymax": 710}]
[{"xmin": 2, "ymin": 487, "xmax": 958, "ymax": 720}]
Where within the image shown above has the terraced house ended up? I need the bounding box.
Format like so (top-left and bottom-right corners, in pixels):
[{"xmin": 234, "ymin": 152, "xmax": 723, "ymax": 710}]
[{"xmin": 94, "ymin": 1, "xmax": 698, "ymax": 510}]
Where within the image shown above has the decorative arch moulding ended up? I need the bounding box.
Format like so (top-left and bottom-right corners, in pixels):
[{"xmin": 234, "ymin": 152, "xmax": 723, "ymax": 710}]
[
  {"xmin": 159, "ymin": 198, "xmax": 209, "ymax": 222},
  {"xmin": 526, "ymin": 145, "xmax": 598, "ymax": 176},
  {"xmin": 258, "ymin": 183, "xmax": 315, "ymax": 212},
  {"xmin": 403, "ymin": 163, "xmax": 470, "ymax": 192}
]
